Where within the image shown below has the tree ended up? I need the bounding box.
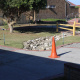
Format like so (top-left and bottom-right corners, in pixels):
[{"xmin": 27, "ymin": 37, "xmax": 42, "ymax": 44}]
[
  {"xmin": 0, "ymin": 0, "xmax": 47, "ymax": 33},
  {"xmin": 0, "ymin": 0, "xmax": 33, "ymax": 33},
  {"xmin": 32, "ymin": 0, "xmax": 47, "ymax": 22}
]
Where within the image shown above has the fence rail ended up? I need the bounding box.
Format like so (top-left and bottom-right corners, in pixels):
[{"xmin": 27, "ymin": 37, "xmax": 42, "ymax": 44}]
[
  {"xmin": 56, "ymin": 21, "xmax": 80, "ymax": 36},
  {"xmin": 59, "ymin": 24, "xmax": 73, "ymax": 27},
  {"xmin": 59, "ymin": 27, "xmax": 73, "ymax": 31}
]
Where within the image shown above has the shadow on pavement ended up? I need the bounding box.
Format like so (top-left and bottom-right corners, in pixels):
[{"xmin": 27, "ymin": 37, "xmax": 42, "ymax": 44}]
[
  {"xmin": 58, "ymin": 51, "xmax": 71, "ymax": 56},
  {"xmin": 0, "ymin": 49, "xmax": 66, "ymax": 80}
]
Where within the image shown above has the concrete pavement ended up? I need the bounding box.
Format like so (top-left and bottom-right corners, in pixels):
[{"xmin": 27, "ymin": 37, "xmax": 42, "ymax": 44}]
[{"xmin": 0, "ymin": 45, "xmax": 80, "ymax": 80}]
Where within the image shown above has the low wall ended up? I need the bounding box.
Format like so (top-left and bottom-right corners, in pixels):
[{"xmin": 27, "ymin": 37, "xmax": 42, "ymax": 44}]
[{"xmin": 64, "ymin": 63, "xmax": 80, "ymax": 80}]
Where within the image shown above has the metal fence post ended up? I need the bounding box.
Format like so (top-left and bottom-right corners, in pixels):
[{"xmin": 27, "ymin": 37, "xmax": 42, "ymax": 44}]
[
  {"xmin": 3, "ymin": 33, "xmax": 5, "ymax": 45},
  {"xmin": 73, "ymin": 21, "xmax": 76, "ymax": 36},
  {"xmin": 63, "ymin": 32, "xmax": 64, "ymax": 45}
]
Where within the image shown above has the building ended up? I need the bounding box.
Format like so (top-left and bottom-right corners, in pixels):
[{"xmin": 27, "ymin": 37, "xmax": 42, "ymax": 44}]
[
  {"xmin": 77, "ymin": 5, "xmax": 80, "ymax": 17},
  {"xmin": 0, "ymin": 0, "xmax": 80, "ymax": 25},
  {"xmin": 36, "ymin": 0, "xmax": 79, "ymax": 20}
]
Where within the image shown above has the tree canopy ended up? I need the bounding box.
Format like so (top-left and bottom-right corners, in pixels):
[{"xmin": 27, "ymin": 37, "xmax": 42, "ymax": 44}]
[
  {"xmin": 0, "ymin": 0, "xmax": 47, "ymax": 33},
  {"xmin": 0, "ymin": 0, "xmax": 47, "ymax": 19},
  {"xmin": 32, "ymin": 0, "xmax": 47, "ymax": 12},
  {"xmin": 0, "ymin": 0, "xmax": 33, "ymax": 18}
]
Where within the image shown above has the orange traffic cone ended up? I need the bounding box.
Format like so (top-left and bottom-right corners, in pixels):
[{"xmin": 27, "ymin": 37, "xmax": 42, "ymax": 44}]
[{"xmin": 49, "ymin": 37, "xmax": 59, "ymax": 58}]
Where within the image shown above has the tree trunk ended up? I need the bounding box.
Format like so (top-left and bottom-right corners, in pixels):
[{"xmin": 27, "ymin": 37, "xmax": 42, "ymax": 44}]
[
  {"xmin": 33, "ymin": 10, "xmax": 36, "ymax": 22},
  {"xmin": 8, "ymin": 23, "xmax": 13, "ymax": 33},
  {"xmin": 2, "ymin": 18, "xmax": 16, "ymax": 33}
]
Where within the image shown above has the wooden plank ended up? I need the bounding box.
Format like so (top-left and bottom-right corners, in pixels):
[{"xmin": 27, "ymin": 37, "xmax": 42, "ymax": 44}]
[
  {"xmin": 18, "ymin": 24, "xmax": 56, "ymax": 27},
  {"xmin": 59, "ymin": 24, "xmax": 73, "ymax": 27},
  {"xmin": 76, "ymin": 23, "xmax": 80, "ymax": 24},
  {"xmin": 75, "ymin": 26, "xmax": 80, "ymax": 28},
  {"xmin": 59, "ymin": 27, "xmax": 73, "ymax": 31}
]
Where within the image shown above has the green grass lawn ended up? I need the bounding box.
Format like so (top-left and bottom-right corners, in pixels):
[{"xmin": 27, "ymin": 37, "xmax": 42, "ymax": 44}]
[
  {"xmin": 56, "ymin": 36, "xmax": 80, "ymax": 46},
  {"xmin": 0, "ymin": 24, "xmax": 80, "ymax": 49},
  {"xmin": 41, "ymin": 18, "xmax": 66, "ymax": 22},
  {"xmin": 0, "ymin": 26, "xmax": 60, "ymax": 48}
]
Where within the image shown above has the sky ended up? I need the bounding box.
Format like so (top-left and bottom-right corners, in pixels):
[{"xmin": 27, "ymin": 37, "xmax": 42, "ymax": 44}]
[{"xmin": 68, "ymin": 0, "xmax": 80, "ymax": 5}]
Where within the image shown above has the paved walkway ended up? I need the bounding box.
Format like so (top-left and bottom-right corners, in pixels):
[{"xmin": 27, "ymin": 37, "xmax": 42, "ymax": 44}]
[
  {"xmin": 67, "ymin": 18, "xmax": 80, "ymax": 25},
  {"xmin": 0, "ymin": 44, "xmax": 80, "ymax": 80}
]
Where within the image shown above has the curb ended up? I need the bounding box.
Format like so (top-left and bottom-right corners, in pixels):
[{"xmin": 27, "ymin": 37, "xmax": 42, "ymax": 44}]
[{"xmin": 0, "ymin": 42, "xmax": 80, "ymax": 52}]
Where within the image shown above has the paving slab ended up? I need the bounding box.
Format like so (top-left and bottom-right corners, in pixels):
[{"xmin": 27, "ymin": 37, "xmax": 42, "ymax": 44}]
[{"xmin": 0, "ymin": 45, "xmax": 80, "ymax": 80}]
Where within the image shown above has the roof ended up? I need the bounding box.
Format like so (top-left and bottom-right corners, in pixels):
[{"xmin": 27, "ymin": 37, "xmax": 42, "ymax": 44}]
[
  {"xmin": 77, "ymin": 5, "xmax": 80, "ymax": 7},
  {"xmin": 67, "ymin": 1, "xmax": 77, "ymax": 7}
]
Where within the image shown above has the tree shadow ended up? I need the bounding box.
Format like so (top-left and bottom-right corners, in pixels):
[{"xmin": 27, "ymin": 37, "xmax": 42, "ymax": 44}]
[
  {"xmin": 14, "ymin": 26, "xmax": 57, "ymax": 33},
  {"xmin": 49, "ymin": 8, "xmax": 57, "ymax": 15},
  {"xmin": 13, "ymin": 25, "xmax": 68, "ymax": 33}
]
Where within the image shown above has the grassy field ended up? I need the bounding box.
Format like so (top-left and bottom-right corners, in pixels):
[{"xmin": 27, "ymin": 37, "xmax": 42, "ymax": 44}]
[
  {"xmin": 56, "ymin": 35, "xmax": 80, "ymax": 46},
  {"xmin": 0, "ymin": 25, "xmax": 60, "ymax": 48},
  {"xmin": 41, "ymin": 19, "xmax": 66, "ymax": 22},
  {"xmin": 0, "ymin": 24, "xmax": 80, "ymax": 49}
]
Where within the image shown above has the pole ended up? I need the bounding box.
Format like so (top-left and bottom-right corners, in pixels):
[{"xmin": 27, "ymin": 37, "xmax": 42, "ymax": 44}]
[
  {"xmin": 56, "ymin": 22, "xmax": 58, "ymax": 32},
  {"xmin": 73, "ymin": 21, "xmax": 76, "ymax": 36},
  {"xmin": 3, "ymin": 33, "xmax": 5, "ymax": 45},
  {"xmin": 63, "ymin": 32, "xmax": 64, "ymax": 45}
]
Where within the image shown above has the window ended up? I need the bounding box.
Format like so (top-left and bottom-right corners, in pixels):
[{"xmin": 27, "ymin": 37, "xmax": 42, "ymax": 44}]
[{"xmin": 46, "ymin": 5, "xmax": 55, "ymax": 8}]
